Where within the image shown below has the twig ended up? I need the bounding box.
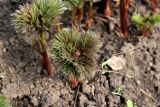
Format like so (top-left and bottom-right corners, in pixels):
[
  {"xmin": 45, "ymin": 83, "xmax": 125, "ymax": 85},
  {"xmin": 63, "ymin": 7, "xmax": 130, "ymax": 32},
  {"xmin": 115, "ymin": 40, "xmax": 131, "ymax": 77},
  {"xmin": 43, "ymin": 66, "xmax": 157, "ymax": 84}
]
[
  {"xmin": 97, "ymin": 70, "xmax": 134, "ymax": 79},
  {"xmin": 73, "ymin": 85, "xmax": 80, "ymax": 107},
  {"xmin": 112, "ymin": 47, "xmax": 141, "ymax": 56}
]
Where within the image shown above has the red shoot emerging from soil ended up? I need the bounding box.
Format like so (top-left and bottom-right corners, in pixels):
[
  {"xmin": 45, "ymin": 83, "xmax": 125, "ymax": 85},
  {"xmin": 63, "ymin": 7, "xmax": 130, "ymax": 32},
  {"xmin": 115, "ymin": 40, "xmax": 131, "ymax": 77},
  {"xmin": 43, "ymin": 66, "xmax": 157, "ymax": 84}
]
[
  {"xmin": 104, "ymin": 0, "xmax": 111, "ymax": 17},
  {"xmin": 150, "ymin": 0, "xmax": 158, "ymax": 13},
  {"xmin": 120, "ymin": 0, "xmax": 130, "ymax": 38},
  {"xmin": 69, "ymin": 75, "xmax": 78, "ymax": 88},
  {"xmin": 41, "ymin": 50, "xmax": 53, "ymax": 76},
  {"xmin": 85, "ymin": 0, "xmax": 93, "ymax": 30},
  {"xmin": 85, "ymin": 19, "xmax": 92, "ymax": 30},
  {"xmin": 39, "ymin": 31, "xmax": 54, "ymax": 77},
  {"xmin": 73, "ymin": 7, "xmax": 83, "ymax": 29}
]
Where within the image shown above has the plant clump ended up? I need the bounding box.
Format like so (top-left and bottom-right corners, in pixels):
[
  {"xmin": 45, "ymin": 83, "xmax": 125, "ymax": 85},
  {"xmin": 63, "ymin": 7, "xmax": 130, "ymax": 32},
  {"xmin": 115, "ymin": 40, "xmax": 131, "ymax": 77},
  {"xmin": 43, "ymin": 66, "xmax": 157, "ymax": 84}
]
[
  {"xmin": 132, "ymin": 13, "xmax": 160, "ymax": 36},
  {"xmin": 11, "ymin": 0, "xmax": 67, "ymax": 76},
  {"xmin": 51, "ymin": 28, "xmax": 100, "ymax": 87},
  {"xmin": 66, "ymin": 0, "xmax": 84, "ymax": 30}
]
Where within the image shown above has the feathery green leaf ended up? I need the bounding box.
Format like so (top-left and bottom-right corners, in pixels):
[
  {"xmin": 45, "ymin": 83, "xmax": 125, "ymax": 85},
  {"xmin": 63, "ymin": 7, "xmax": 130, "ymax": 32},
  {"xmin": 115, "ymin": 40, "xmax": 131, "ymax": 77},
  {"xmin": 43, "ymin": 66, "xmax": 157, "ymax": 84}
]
[
  {"xmin": 51, "ymin": 28, "xmax": 100, "ymax": 79},
  {"xmin": 12, "ymin": 0, "xmax": 67, "ymax": 32}
]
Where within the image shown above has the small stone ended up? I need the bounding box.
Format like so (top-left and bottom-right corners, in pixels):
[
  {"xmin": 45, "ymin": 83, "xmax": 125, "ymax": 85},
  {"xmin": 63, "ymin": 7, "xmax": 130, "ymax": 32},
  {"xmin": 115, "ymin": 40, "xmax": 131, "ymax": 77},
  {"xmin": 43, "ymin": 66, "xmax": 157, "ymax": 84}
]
[
  {"xmin": 104, "ymin": 80, "xmax": 109, "ymax": 89},
  {"xmin": 155, "ymin": 73, "xmax": 160, "ymax": 80},
  {"xmin": 82, "ymin": 84, "xmax": 91, "ymax": 95},
  {"xmin": 60, "ymin": 89, "xmax": 69, "ymax": 95},
  {"xmin": 17, "ymin": 62, "xmax": 25, "ymax": 68},
  {"xmin": 149, "ymin": 62, "xmax": 153, "ymax": 67},
  {"xmin": 8, "ymin": 66, "xmax": 16, "ymax": 73},
  {"xmin": 84, "ymin": 101, "xmax": 97, "ymax": 107},
  {"xmin": 29, "ymin": 84, "xmax": 35, "ymax": 89},
  {"xmin": 79, "ymin": 94, "xmax": 88, "ymax": 107},
  {"xmin": 9, "ymin": 38, "xmax": 17, "ymax": 45},
  {"xmin": 42, "ymin": 90, "xmax": 61, "ymax": 106},
  {"xmin": 37, "ymin": 66, "xmax": 42, "ymax": 73},
  {"xmin": 31, "ymin": 96, "xmax": 39, "ymax": 106},
  {"xmin": 0, "ymin": 75, "xmax": 5, "ymax": 79},
  {"xmin": 30, "ymin": 61, "xmax": 37, "ymax": 66},
  {"xmin": 0, "ymin": 41, "xmax": 3, "ymax": 48},
  {"xmin": 100, "ymin": 76, "xmax": 106, "ymax": 83},
  {"xmin": 97, "ymin": 94, "xmax": 106, "ymax": 106},
  {"xmin": 109, "ymin": 22, "xmax": 115, "ymax": 31},
  {"xmin": 60, "ymin": 89, "xmax": 72, "ymax": 101},
  {"xmin": 2, "ymin": 48, "xmax": 7, "ymax": 53}
]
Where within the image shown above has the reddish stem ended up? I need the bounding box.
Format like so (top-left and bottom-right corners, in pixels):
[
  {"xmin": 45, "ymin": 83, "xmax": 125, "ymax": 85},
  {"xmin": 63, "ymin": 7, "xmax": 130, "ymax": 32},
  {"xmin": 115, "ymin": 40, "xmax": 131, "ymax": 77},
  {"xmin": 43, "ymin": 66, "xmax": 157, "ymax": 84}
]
[
  {"xmin": 150, "ymin": 0, "xmax": 158, "ymax": 13},
  {"xmin": 139, "ymin": 27, "xmax": 150, "ymax": 36},
  {"xmin": 73, "ymin": 7, "xmax": 83, "ymax": 29},
  {"xmin": 39, "ymin": 31, "xmax": 54, "ymax": 76},
  {"xmin": 85, "ymin": 0, "xmax": 93, "ymax": 30},
  {"xmin": 69, "ymin": 75, "xmax": 78, "ymax": 88},
  {"xmin": 104, "ymin": 0, "xmax": 111, "ymax": 17},
  {"xmin": 120, "ymin": 0, "xmax": 130, "ymax": 37},
  {"xmin": 41, "ymin": 50, "xmax": 53, "ymax": 76},
  {"xmin": 77, "ymin": 7, "xmax": 83, "ymax": 22},
  {"xmin": 85, "ymin": 19, "xmax": 92, "ymax": 30}
]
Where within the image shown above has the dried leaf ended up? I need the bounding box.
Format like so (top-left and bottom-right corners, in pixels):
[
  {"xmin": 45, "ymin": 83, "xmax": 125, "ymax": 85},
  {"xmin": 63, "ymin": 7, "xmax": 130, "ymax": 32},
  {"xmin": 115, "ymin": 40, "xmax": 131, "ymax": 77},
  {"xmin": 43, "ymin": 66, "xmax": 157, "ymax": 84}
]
[
  {"xmin": 0, "ymin": 75, "xmax": 5, "ymax": 79},
  {"xmin": 103, "ymin": 56, "xmax": 126, "ymax": 70},
  {"xmin": 114, "ymin": 0, "xmax": 120, "ymax": 7}
]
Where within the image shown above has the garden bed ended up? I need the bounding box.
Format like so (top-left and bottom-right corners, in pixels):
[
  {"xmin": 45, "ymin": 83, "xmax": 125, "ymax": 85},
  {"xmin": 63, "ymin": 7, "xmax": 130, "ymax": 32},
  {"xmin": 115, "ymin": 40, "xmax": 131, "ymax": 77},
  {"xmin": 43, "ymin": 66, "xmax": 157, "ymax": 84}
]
[{"xmin": 0, "ymin": 0, "xmax": 160, "ymax": 107}]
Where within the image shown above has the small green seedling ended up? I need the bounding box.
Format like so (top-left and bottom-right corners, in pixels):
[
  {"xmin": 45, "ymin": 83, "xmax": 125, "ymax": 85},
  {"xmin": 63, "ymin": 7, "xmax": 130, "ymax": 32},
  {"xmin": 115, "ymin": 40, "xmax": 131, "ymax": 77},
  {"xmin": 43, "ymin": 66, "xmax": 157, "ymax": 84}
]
[
  {"xmin": 100, "ymin": 58, "xmax": 109, "ymax": 74},
  {"xmin": 112, "ymin": 85, "xmax": 124, "ymax": 96},
  {"xmin": 127, "ymin": 99, "xmax": 133, "ymax": 107},
  {"xmin": 0, "ymin": 95, "xmax": 11, "ymax": 107},
  {"xmin": 132, "ymin": 13, "xmax": 160, "ymax": 36},
  {"xmin": 127, "ymin": 99, "xmax": 137, "ymax": 107},
  {"xmin": 101, "ymin": 58, "xmax": 108, "ymax": 70},
  {"xmin": 85, "ymin": 0, "xmax": 93, "ymax": 30}
]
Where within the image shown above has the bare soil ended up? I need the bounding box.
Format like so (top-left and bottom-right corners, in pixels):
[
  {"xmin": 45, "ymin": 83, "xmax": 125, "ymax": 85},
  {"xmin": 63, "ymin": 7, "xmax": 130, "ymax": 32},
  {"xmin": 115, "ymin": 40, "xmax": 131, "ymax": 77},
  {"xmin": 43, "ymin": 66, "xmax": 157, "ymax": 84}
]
[{"xmin": 0, "ymin": 0, "xmax": 160, "ymax": 107}]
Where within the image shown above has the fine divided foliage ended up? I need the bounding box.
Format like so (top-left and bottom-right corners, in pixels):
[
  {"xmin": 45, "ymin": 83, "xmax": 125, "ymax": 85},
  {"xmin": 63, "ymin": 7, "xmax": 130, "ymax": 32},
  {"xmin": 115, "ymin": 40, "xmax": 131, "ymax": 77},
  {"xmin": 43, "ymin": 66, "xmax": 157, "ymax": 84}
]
[
  {"xmin": 51, "ymin": 28, "xmax": 100, "ymax": 79},
  {"xmin": 66, "ymin": 0, "xmax": 84, "ymax": 9},
  {"xmin": 132, "ymin": 14, "xmax": 160, "ymax": 31},
  {"xmin": 11, "ymin": 0, "xmax": 67, "ymax": 76},
  {"xmin": 12, "ymin": 0, "xmax": 67, "ymax": 32}
]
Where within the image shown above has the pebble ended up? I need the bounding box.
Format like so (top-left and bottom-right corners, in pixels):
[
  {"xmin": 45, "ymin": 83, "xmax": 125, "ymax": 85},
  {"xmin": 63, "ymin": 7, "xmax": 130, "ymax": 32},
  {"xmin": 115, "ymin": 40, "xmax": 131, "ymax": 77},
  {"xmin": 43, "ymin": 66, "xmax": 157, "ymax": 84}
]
[
  {"xmin": 79, "ymin": 94, "xmax": 88, "ymax": 107},
  {"xmin": 82, "ymin": 84, "xmax": 91, "ymax": 95},
  {"xmin": 0, "ymin": 41, "xmax": 3, "ymax": 48},
  {"xmin": 85, "ymin": 101, "xmax": 97, "ymax": 107},
  {"xmin": 29, "ymin": 84, "xmax": 35, "ymax": 89},
  {"xmin": 2, "ymin": 48, "xmax": 7, "ymax": 53},
  {"xmin": 31, "ymin": 96, "xmax": 39, "ymax": 106},
  {"xmin": 17, "ymin": 62, "xmax": 25, "ymax": 68},
  {"xmin": 37, "ymin": 66, "xmax": 42, "ymax": 73},
  {"xmin": 8, "ymin": 66, "xmax": 16, "ymax": 73}
]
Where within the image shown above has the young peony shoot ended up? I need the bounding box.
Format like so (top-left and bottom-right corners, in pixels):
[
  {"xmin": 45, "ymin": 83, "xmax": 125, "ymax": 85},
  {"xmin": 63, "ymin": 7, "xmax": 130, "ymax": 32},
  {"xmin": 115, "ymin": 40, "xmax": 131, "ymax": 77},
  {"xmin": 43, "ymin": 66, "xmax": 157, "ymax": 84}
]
[{"xmin": 12, "ymin": 0, "xmax": 67, "ymax": 76}]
